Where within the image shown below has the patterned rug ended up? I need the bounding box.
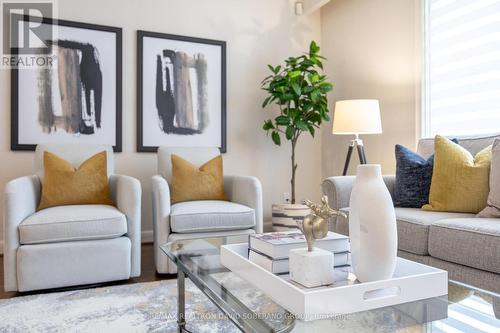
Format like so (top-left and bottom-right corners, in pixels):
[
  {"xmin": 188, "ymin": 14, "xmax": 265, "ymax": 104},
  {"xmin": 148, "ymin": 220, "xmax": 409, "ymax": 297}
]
[
  {"xmin": 0, "ymin": 279, "xmax": 238, "ymax": 333},
  {"xmin": 2, "ymin": 276, "xmax": 483, "ymax": 333}
]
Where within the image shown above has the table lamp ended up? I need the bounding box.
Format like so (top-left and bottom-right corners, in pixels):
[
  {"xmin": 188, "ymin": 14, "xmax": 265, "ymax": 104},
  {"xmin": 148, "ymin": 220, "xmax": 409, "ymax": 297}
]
[{"xmin": 332, "ymin": 99, "xmax": 382, "ymax": 176}]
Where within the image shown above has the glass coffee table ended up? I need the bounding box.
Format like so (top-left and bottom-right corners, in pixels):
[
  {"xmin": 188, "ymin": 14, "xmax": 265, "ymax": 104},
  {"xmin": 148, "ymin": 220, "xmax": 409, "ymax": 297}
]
[{"xmin": 160, "ymin": 235, "xmax": 500, "ymax": 333}]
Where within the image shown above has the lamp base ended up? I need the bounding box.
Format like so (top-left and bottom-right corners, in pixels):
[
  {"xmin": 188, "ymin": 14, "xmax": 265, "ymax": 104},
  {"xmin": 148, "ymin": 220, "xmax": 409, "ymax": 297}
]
[{"xmin": 342, "ymin": 135, "xmax": 367, "ymax": 176}]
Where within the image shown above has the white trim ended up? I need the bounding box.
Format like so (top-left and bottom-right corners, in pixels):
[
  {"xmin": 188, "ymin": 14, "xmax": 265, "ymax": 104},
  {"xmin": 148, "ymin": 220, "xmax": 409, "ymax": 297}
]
[
  {"xmin": 421, "ymin": 0, "xmax": 431, "ymax": 138},
  {"xmin": 141, "ymin": 230, "xmax": 153, "ymax": 243},
  {"xmin": 414, "ymin": 0, "xmax": 424, "ymax": 145}
]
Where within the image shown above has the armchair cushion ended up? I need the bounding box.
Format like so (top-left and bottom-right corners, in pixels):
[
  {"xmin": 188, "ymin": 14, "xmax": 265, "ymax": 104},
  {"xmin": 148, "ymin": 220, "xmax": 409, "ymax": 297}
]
[
  {"xmin": 170, "ymin": 200, "xmax": 255, "ymax": 233},
  {"xmin": 19, "ymin": 204, "xmax": 127, "ymax": 244}
]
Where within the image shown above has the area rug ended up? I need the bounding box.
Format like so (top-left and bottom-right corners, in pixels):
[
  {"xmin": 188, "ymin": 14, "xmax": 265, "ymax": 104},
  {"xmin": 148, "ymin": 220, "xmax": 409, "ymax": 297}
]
[
  {"xmin": 0, "ymin": 279, "xmax": 239, "ymax": 333},
  {"xmin": 0, "ymin": 274, "xmax": 457, "ymax": 333}
]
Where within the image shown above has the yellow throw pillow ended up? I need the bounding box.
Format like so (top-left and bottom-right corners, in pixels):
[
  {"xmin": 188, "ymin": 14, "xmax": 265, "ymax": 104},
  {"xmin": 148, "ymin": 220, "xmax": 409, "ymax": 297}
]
[
  {"xmin": 422, "ymin": 135, "xmax": 492, "ymax": 213},
  {"xmin": 38, "ymin": 151, "xmax": 113, "ymax": 210},
  {"xmin": 171, "ymin": 154, "xmax": 227, "ymax": 204}
]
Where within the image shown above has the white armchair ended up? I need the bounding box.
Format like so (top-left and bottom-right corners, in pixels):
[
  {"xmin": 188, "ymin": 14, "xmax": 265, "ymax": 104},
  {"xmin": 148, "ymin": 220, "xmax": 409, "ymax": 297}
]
[
  {"xmin": 3, "ymin": 144, "xmax": 141, "ymax": 292},
  {"xmin": 152, "ymin": 147, "xmax": 263, "ymax": 273}
]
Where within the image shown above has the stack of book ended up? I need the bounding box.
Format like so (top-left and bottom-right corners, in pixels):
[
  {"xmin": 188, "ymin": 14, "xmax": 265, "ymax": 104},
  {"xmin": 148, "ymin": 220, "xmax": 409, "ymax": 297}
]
[{"xmin": 248, "ymin": 231, "xmax": 350, "ymax": 274}]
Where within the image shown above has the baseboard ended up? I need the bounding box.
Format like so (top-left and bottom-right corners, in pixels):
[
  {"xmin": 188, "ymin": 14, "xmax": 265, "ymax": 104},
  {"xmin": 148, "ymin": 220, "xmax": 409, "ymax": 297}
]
[
  {"xmin": 0, "ymin": 234, "xmax": 152, "ymax": 256},
  {"xmin": 141, "ymin": 230, "xmax": 153, "ymax": 243}
]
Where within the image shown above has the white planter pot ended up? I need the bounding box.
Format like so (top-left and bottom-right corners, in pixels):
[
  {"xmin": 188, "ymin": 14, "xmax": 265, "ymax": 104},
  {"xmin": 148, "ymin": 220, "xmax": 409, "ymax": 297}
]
[
  {"xmin": 349, "ymin": 164, "xmax": 397, "ymax": 282},
  {"xmin": 271, "ymin": 204, "xmax": 311, "ymax": 231}
]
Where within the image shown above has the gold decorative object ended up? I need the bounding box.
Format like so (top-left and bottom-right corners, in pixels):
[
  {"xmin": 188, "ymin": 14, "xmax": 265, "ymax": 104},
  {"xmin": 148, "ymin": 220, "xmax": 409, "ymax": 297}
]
[{"xmin": 297, "ymin": 195, "xmax": 347, "ymax": 252}]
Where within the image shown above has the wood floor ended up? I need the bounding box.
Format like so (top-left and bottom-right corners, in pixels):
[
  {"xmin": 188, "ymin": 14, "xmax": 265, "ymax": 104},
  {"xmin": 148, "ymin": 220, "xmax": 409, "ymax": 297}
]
[{"xmin": 0, "ymin": 243, "xmax": 176, "ymax": 299}]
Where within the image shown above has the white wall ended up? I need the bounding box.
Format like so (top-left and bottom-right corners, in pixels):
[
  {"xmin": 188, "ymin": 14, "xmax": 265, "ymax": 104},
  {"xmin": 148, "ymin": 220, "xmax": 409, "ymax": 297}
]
[
  {"xmin": 320, "ymin": 0, "xmax": 421, "ymax": 177},
  {"xmin": 0, "ymin": 0, "xmax": 323, "ymax": 247}
]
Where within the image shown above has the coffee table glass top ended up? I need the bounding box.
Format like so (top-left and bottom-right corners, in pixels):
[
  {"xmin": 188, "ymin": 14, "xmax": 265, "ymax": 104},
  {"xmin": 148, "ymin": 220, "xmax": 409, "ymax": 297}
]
[{"xmin": 160, "ymin": 235, "xmax": 500, "ymax": 333}]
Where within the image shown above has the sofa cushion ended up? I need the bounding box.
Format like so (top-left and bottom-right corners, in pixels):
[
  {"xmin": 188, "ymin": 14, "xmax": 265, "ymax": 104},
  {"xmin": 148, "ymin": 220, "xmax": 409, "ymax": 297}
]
[
  {"xmin": 394, "ymin": 208, "xmax": 474, "ymax": 255},
  {"xmin": 394, "ymin": 140, "xmax": 459, "ymax": 208},
  {"xmin": 428, "ymin": 218, "xmax": 500, "ymax": 274},
  {"xmin": 19, "ymin": 205, "xmax": 127, "ymax": 245},
  {"xmin": 170, "ymin": 200, "xmax": 255, "ymax": 233},
  {"xmin": 479, "ymin": 139, "xmax": 500, "ymax": 218},
  {"xmin": 423, "ymin": 135, "xmax": 492, "ymax": 214}
]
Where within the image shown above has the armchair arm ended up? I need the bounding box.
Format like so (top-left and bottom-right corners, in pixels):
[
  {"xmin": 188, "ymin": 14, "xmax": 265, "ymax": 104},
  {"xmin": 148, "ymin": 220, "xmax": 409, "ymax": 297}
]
[
  {"xmin": 109, "ymin": 174, "xmax": 142, "ymax": 277},
  {"xmin": 224, "ymin": 175, "xmax": 263, "ymax": 233},
  {"xmin": 151, "ymin": 175, "xmax": 172, "ymax": 273},
  {"xmin": 4, "ymin": 175, "xmax": 40, "ymax": 291}
]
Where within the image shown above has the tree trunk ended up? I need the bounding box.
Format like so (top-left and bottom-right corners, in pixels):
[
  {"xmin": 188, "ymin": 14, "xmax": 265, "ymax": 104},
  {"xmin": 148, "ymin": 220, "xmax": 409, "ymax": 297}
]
[{"xmin": 291, "ymin": 138, "xmax": 298, "ymax": 204}]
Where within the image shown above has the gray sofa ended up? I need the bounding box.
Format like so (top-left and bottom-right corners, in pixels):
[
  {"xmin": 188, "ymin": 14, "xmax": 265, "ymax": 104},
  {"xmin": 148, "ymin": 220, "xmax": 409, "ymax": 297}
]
[{"xmin": 322, "ymin": 134, "xmax": 500, "ymax": 294}]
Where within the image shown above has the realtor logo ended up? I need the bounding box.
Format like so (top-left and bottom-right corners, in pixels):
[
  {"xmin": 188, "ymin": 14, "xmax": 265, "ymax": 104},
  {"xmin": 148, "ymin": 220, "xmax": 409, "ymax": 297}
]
[{"xmin": 1, "ymin": 0, "xmax": 56, "ymax": 68}]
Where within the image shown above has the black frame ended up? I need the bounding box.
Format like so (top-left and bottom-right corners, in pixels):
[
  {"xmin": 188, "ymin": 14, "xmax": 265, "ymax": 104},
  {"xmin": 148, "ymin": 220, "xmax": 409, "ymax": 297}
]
[
  {"xmin": 137, "ymin": 30, "xmax": 226, "ymax": 153},
  {"xmin": 10, "ymin": 15, "xmax": 123, "ymax": 152}
]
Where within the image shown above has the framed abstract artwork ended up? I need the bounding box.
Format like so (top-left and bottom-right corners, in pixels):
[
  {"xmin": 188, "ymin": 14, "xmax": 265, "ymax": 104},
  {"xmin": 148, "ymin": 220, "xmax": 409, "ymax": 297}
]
[
  {"xmin": 11, "ymin": 15, "xmax": 122, "ymax": 151},
  {"xmin": 137, "ymin": 30, "xmax": 226, "ymax": 152}
]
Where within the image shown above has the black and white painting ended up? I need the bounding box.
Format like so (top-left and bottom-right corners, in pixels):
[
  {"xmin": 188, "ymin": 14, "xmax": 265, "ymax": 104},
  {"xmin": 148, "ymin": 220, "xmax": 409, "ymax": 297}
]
[
  {"xmin": 137, "ymin": 31, "xmax": 226, "ymax": 152},
  {"xmin": 11, "ymin": 16, "xmax": 122, "ymax": 151}
]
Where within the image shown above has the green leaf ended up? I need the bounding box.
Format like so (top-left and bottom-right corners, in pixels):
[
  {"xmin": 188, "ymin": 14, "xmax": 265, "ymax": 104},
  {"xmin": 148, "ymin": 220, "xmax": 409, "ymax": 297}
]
[
  {"xmin": 288, "ymin": 70, "xmax": 301, "ymax": 78},
  {"xmin": 275, "ymin": 115, "xmax": 290, "ymax": 126},
  {"xmin": 288, "ymin": 108, "xmax": 298, "ymax": 120},
  {"xmin": 286, "ymin": 126, "xmax": 294, "ymax": 140},
  {"xmin": 291, "ymin": 82, "xmax": 301, "ymax": 96},
  {"xmin": 319, "ymin": 83, "xmax": 333, "ymax": 93},
  {"xmin": 311, "ymin": 90, "xmax": 320, "ymax": 103},
  {"xmin": 271, "ymin": 131, "xmax": 281, "ymax": 146},
  {"xmin": 303, "ymin": 86, "xmax": 314, "ymax": 93},
  {"xmin": 267, "ymin": 64, "xmax": 274, "ymax": 73},
  {"xmin": 309, "ymin": 41, "xmax": 320, "ymax": 55},
  {"xmin": 308, "ymin": 125, "xmax": 315, "ymax": 137},
  {"xmin": 263, "ymin": 120, "xmax": 274, "ymax": 130},
  {"xmin": 295, "ymin": 120, "xmax": 309, "ymax": 131},
  {"xmin": 262, "ymin": 96, "xmax": 271, "ymax": 108}
]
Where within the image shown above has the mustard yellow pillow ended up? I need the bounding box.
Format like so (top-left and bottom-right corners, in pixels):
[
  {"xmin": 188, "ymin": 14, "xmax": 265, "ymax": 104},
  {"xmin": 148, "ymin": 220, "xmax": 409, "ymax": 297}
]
[
  {"xmin": 422, "ymin": 135, "xmax": 492, "ymax": 213},
  {"xmin": 38, "ymin": 151, "xmax": 113, "ymax": 210},
  {"xmin": 171, "ymin": 154, "xmax": 227, "ymax": 204}
]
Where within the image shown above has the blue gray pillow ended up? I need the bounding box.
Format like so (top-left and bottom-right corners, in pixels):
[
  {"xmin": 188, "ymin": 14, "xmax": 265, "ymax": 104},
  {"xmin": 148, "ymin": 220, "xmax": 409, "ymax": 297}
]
[{"xmin": 394, "ymin": 140, "xmax": 458, "ymax": 208}]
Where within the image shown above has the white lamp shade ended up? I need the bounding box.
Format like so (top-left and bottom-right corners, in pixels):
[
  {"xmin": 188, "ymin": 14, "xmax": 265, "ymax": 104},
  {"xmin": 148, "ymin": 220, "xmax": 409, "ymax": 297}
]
[{"xmin": 332, "ymin": 100, "xmax": 382, "ymax": 135}]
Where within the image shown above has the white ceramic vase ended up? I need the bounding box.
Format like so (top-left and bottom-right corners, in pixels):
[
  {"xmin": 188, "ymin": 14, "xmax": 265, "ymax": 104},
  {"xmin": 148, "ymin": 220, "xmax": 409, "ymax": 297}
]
[{"xmin": 349, "ymin": 164, "xmax": 397, "ymax": 282}]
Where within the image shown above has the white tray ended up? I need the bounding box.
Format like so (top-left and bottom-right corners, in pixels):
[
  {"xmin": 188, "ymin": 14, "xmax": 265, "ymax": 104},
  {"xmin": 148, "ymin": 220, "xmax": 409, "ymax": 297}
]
[{"xmin": 220, "ymin": 243, "xmax": 448, "ymax": 320}]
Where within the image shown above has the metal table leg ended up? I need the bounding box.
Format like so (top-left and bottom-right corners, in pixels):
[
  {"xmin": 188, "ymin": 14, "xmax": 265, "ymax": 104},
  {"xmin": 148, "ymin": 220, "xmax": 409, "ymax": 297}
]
[{"xmin": 177, "ymin": 269, "xmax": 186, "ymax": 333}]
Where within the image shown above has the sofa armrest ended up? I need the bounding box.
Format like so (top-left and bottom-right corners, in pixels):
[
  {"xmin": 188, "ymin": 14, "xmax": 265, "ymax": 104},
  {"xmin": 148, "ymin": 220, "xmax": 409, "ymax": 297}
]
[
  {"xmin": 321, "ymin": 176, "xmax": 356, "ymax": 211},
  {"xmin": 383, "ymin": 175, "xmax": 396, "ymax": 200},
  {"xmin": 109, "ymin": 174, "xmax": 142, "ymax": 277},
  {"xmin": 224, "ymin": 175, "xmax": 263, "ymax": 233},
  {"xmin": 151, "ymin": 175, "xmax": 172, "ymax": 273},
  {"xmin": 4, "ymin": 175, "xmax": 40, "ymax": 291},
  {"xmin": 322, "ymin": 175, "xmax": 396, "ymax": 210}
]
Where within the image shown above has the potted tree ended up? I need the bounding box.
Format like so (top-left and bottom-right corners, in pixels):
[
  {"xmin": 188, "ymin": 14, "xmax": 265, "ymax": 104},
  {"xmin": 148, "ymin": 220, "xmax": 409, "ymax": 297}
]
[{"xmin": 261, "ymin": 41, "xmax": 333, "ymax": 230}]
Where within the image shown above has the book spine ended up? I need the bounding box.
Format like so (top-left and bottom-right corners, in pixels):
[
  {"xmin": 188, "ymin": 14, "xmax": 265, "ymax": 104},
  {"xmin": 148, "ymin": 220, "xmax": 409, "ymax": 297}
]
[{"xmin": 249, "ymin": 249, "xmax": 350, "ymax": 274}]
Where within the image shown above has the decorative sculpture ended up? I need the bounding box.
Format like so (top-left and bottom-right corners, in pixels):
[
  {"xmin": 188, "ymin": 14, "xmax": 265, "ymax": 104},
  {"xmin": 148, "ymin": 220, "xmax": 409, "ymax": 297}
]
[{"xmin": 297, "ymin": 195, "xmax": 347, "ymax": 252}]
